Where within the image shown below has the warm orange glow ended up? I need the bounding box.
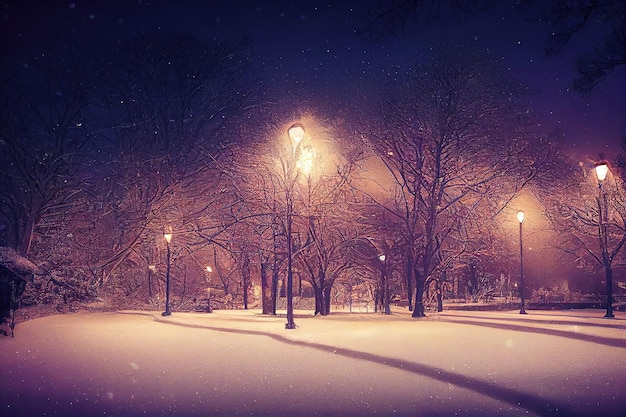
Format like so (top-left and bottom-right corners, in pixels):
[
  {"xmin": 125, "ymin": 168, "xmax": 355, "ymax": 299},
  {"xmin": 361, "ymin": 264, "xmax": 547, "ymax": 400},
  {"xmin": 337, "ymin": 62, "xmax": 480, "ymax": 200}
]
[
  {"xmin": 206, "ymin": 266, "xmax": 212, "ymax": 273},
  {"xmin": 517, "ymin": 211, "xmax": 525, "ymax": 224},
  {"xmin": 296, "ymin": 145, "xmax": 315, "ymax": 175},
  {"xmin": 163, "ymin": 233, "xmax": 172, "ymax": 243}
]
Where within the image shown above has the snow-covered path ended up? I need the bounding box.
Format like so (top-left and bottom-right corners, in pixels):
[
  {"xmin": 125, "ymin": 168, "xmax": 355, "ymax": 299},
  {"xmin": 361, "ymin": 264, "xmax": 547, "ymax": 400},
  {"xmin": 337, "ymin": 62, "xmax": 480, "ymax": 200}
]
[{"xmin": 1, "ymin": 308, "xmax": 624, "ymax": 417}]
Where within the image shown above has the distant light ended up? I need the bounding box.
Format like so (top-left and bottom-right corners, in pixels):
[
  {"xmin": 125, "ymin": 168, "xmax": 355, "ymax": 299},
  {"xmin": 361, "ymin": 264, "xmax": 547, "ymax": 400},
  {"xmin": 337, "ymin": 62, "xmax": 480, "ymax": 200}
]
[
  {"xmin": 595, "ymin": 162, "xmax": 609, "ymax": 182},
  {"xmin": 517, "ymin": 211, "xmax": 525, "ymax": 224},
  {"xmin": 206, "ymin": 266, "xmax": 212, "ymax": 273},
  {"xmin": 164, "ymin": 233, "xmax": 172, "ymax": 243},
  {"xmin": 378, "ymin": 254, "xmax": 386, "ymax": 262}
]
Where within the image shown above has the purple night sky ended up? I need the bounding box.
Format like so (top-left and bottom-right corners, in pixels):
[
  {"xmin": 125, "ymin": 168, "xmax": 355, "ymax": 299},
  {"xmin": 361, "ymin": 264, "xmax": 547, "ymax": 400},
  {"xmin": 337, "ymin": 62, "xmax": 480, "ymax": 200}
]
[{"xmin": 2, "ymin": 1, "xmax": 624, "ymax": 161}]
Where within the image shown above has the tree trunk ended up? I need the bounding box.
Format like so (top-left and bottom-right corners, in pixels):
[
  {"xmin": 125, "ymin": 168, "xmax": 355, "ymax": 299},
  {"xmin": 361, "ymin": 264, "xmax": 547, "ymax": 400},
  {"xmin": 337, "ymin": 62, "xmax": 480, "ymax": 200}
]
[
  {"xmin": 18, "ymin": 205, "xmax": 39, "ymax": 256},
  {"xmin": 323, "ymin": 286, "xmax": 332, "ymax": 315},
  {"xmin": 383, "ymin": 267, "xmax": 391, "ymax": 315},
  {"xmin": 260, "ymin": 262, "xmax": 274, "ymax": 315},
  {"xmin": 181, "ymin": 265, "xmax": 187, "ymax": 303},
  {"xmin": 313, "ymin": 284, "xmax": 332, "ymax": 316},
  {"xmin": 314, "ymin": 285, "xmax": 322, "ymax": 315},
  {"xmin": 406, "ymin": 254, "xmax": 413, "ymax": 311},
  {"xmin": 271, "ymin": 259, "xmax": 279, "ymax": 315},
  {"xmin": 412, "ymin": 280, "xmax": 426, "ymax": 318},
  {"xmin": 374, "ymin": 281, "xmax": 380, "ymax": 313},
  {"xmin": 242, "ymin": 253, "xmax": 250, "ymax": 310},
  {"xmin": 436, "ymin": 278, "xmax": 443, "ymax": 312}
]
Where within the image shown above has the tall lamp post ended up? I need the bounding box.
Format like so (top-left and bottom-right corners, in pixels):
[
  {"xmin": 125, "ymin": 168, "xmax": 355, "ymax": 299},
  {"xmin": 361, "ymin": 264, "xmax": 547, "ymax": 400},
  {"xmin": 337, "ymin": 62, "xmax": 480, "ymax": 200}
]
[
  {"xmin": 206, "ymin": 265, "xmax": 213, "ymax": 313},
  {"xmin": 379, "ymin": 254, "xmax": 391, "ymax": 315},
  {"xmin": 595, "ymin": 162, "xmax": 614, "ymax": 318},
  {"xmin": 285, "ymin": 123, "xmax": 305, "ymax": 329},
  {"xmin": 162, "ymin": 231, "xmax": 172, "ymax": 317},
  {"xmin": 517, "ymin": 211, "xmax": 527, "ymax": 314}
]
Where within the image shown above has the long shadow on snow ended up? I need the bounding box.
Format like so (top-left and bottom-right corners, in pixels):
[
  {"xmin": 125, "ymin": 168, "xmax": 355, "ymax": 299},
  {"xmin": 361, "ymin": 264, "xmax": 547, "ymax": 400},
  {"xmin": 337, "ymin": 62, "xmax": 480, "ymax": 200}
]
[
  {"xmin": 432, "ymin": 315, "xmax": 626, "ymax": 349},
  {"xmin": 153, "ymin": 315, "xmax": 597, "ymax": 417},
  {"xmin": 437, "ymin": 312, "xmax": 626, "ymax": 330}
]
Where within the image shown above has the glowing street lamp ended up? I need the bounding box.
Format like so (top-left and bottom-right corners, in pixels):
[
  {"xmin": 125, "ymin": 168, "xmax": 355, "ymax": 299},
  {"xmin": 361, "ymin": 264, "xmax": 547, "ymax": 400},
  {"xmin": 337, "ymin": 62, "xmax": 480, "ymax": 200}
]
[
  {"xmin": 284, "ymin": 123, "xmax": 306, "ymax": 330},
  {"xmin": 595, "ymin": 161, "xmax": 614, "ymax": 318},
  {"xmin": 162, "ymin": 231, "xmax": 172, "ymax": 317},
  {"xmin": 288, "ymin": 123, "xmax": 305, "ymax": 145},
  {"xmin": 595, "ymin": 163, "xmax": 609, "ymax": 182},
  {"xmin": 517, "ymin": 211, "xmax": 527, "ymax": 315}
]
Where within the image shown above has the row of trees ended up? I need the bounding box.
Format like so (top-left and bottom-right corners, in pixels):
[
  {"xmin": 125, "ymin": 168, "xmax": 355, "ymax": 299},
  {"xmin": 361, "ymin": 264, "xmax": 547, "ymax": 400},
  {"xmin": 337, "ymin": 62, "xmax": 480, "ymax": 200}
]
[{"xmin": 1, "ymin": 31, "xmax": 623, "ymax": 318}]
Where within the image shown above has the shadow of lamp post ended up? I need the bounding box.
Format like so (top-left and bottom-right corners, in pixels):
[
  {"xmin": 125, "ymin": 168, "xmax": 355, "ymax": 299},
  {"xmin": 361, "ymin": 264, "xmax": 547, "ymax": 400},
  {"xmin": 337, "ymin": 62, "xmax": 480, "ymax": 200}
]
[
  {"xmin": 517, "ymin": 210, "xmax": 527, "ymax": 314},
  {"xmin": 162, "ymin": 231, "xmax": 172, "ymax": 317},
  {"xmin": 594, "ymin": 162, "xmax": 614, "ymax": 319}
]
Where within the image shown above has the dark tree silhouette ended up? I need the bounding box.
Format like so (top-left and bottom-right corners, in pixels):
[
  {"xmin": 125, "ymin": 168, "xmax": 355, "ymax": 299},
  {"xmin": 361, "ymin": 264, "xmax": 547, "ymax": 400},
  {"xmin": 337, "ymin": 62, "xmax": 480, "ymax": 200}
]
[
  {"xmin": 84, "ymin": 35, "xmax": 260, "ymax": 293},
  {"xmin": 522, "ymin": 0, "xmax": 626, "ymax": 95},
  {"xmin": 362, "ymin": 0, "xmax": 626, "ymax": 94},
  {"xmin": 1, "ymin": 34, "xmax": 262, "ymax": 310},
  {"xmin": 0, "ymin": 53, "xmax": 94, "ymax": 257}
]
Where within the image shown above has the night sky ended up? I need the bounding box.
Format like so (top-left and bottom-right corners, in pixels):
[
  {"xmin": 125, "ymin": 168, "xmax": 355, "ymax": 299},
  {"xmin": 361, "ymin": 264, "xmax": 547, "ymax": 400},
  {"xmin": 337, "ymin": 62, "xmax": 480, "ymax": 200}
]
[{"xmin": 2, "ymin": 0, "xmax": 624, "ymax": 161}]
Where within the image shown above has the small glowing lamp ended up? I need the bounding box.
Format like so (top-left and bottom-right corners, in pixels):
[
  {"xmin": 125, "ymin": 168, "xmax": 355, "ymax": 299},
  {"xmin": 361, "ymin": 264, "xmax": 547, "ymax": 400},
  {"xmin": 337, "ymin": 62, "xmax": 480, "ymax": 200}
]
[
  {"xmin": 595, "ymin": 163, "xmax": 609, "ymax": 182},
  {"xmin": 288, "ymin": 123, "xmax": 305, "ymax": 144}
]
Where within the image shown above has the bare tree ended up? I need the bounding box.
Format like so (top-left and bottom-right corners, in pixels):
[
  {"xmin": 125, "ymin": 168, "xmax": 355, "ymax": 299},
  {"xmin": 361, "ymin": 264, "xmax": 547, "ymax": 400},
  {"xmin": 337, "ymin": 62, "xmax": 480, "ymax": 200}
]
[
  {"xmin": 231, "ymin": 108, "xmax": 370, "ymax": 316},
  {"xmin": 0, "ymin": 52, "xmax": 94, "ymax": 257},
  {"xmin": 295, "ymin": 175, "xmax": 354, "ymax": 316},
  {"xmin": 539, "ymin": 155, "xmax": 626, "ymax": 317},
  {"xmin": 0, "ymin": 49, "xmax": 110, "ymax": 310},
  {"xmin": 0, "ymin": 34, "xmax": 262, "ymax": 310},
  {"xmin": 359, "ymin": 0, "xmax": 493, "ymax": 41},
  {"xmin": 84, "ymin": 35, "xmax": 261, "ymax": 294},
  {"xmin": 357, "ymin": 48, "xmax": 539, "ymax": 317},
  {"xmin": 522, "ymin": 0, "xmax": 626, "ymax": 94}
]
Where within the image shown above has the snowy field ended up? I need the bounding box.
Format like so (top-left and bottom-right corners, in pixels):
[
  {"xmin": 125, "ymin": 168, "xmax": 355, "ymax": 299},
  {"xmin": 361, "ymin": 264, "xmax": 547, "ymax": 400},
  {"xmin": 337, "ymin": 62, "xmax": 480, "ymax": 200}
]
[{"xmin": 0, "ymin": 308, "xmax": 624, "ymax": 417}]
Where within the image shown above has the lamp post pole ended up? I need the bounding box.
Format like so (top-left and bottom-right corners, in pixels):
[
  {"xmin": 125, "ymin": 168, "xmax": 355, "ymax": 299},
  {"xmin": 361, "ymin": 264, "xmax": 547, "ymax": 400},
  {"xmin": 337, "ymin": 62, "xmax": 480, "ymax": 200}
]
[
  {"xmin": 517, "ymin": 211, "xmax": 527, "ymax": 315},
  {"xmin": 162, "ymin": 232, "xmax": 172, "ymax": 317},
  {"xmin": 285, "ymin": 123, "xmax": 305, "ymax": 330},
  {"xmin": 379, "ymin": 254, "xmax": 390, "ymax": 315},
  {"xmin": 285, "ymin": 196, "xmax": 296, "ymax": 329},
  {"xmin": 595, "ymin": 162, "xmax": 614, "ymax": 318},
  {"xmin": 206, "ymin": 266, "xmax": 213, "ymax": 313}
]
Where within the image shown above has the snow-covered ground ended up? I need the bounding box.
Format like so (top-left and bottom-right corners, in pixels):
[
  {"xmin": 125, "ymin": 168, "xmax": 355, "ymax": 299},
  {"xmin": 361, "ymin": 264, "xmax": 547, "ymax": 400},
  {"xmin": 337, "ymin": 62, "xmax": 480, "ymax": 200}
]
[{"xmin": 0, "ymin": 308, "xmax": 624, "ymax": 417}]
